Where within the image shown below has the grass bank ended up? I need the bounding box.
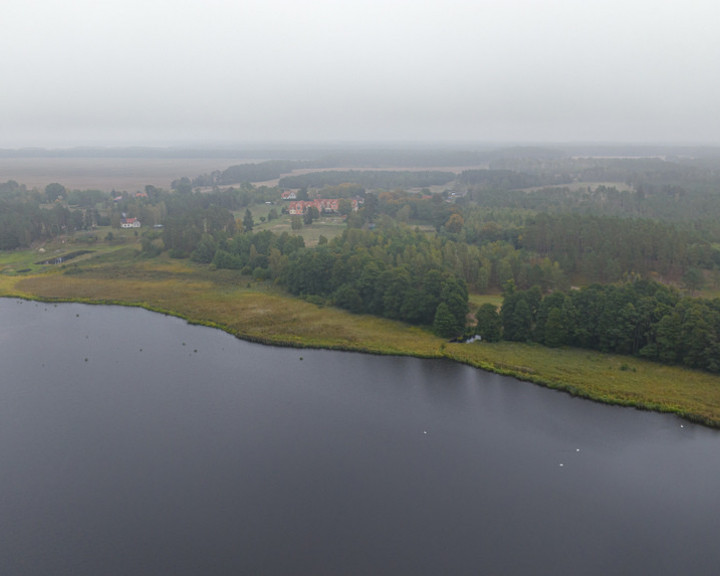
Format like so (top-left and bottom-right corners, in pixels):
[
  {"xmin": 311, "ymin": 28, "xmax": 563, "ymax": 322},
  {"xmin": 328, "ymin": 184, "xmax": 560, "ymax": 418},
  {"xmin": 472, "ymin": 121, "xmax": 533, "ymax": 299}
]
[
  {"xmin": 3, "ymin": 249, "xmax": 720, "ymax": 427},
  {"xmin": 445, "ymin": 342, "xmax": 720, "ymax": 427}
]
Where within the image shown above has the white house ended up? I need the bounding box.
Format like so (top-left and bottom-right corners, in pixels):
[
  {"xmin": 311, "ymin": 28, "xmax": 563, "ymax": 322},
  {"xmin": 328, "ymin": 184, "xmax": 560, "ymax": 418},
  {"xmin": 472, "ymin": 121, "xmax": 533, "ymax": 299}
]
[{"xmin": 121, "ymin": 217, "xmax": 141, "ymax": 228}]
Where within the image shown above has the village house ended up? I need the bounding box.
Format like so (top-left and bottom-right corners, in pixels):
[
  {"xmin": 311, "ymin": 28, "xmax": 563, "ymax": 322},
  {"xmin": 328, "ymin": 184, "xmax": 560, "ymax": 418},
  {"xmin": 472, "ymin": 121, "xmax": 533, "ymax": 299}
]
[
  {"xmin": 287, "ymin": 198, "xmax": 359, "ymax": 215},
  {"xmin": 280, "ymin": 190, "xmax": 297, "ymax": 200},
  {"xmin": 120, "ymin": 217, "xmax": 141, "ymax": 228}
]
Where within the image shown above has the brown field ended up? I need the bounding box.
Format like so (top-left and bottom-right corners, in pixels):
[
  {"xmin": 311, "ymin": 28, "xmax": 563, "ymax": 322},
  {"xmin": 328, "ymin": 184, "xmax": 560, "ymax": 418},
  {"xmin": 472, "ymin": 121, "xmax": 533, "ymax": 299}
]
[
  {"xmin": 0, "ymin": 157, "xmax": 483, "ymax": 194},
  {"xmin": 0, "ymin": 157, "xmax": 258, "ymax": 192}
]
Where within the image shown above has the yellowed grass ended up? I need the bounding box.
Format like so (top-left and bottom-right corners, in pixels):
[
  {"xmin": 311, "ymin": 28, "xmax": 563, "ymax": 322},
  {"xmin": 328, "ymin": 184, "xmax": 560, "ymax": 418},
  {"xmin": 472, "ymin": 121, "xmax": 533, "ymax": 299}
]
[
  {"xmin": 0, "ymin": 275, "xmax": 26, "ymax": 295},
  {"xmin": 12, "ymin": 265, "xmax": 445, "ymax": 356},
  {"xmin": 445, "ymin": 342, "xmax": 720, "ymax": 425}
]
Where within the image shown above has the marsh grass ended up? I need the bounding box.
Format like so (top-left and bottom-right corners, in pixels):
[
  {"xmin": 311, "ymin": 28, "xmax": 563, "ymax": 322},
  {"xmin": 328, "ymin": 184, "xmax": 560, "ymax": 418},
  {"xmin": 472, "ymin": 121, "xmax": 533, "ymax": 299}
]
[
  {"xmin": 8, "ymin": 258, "xmax": 444, "ymax": 357},
  {"xmin": 3, "ymin": 251, "xmax": 720, "ymax": 427},
  {"xmin": 444, "ymin": 342, "xmax": 720, "ymax": 426}
]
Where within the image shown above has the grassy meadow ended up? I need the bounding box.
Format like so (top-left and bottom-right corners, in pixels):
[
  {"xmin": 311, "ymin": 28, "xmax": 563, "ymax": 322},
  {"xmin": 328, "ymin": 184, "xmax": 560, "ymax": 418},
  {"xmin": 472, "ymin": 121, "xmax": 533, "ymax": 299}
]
[
  {"xmin": 3, "ymin": 239, "xmax": 720, "ymax": 428},
  {"xmin": 262, "ymin": 214, "xmax": 348, "ymax": 246}
]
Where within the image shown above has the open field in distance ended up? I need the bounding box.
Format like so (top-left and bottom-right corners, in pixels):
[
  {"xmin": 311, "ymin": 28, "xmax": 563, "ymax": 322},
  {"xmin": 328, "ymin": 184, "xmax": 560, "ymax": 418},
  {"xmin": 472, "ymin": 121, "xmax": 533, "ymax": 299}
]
[{"xmin": 0, "ymin": 157, "xmax": 260, "ymax": 192}]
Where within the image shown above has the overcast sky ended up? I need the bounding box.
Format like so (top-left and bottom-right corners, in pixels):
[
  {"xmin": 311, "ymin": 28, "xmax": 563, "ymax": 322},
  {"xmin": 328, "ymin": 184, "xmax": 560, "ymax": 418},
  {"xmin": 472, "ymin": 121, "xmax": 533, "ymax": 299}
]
[{"xmin": 2, "ymin": 0, "xmax": 719, "ymax": 147}]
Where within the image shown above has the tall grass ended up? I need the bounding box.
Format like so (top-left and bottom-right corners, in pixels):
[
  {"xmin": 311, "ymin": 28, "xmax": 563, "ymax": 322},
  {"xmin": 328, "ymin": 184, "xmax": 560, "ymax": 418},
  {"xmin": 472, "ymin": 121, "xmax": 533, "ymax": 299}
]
[{"xmin": 444, "ymin": 342, "xmax": 720, "ymax": 426}]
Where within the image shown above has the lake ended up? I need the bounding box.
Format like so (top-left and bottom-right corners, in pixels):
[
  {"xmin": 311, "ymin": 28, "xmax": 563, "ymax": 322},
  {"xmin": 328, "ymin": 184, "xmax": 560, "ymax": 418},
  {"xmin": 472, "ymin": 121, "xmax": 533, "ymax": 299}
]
[{"xmin": 2, "ymin": 299, "xmax": 719, "ymax": 575}]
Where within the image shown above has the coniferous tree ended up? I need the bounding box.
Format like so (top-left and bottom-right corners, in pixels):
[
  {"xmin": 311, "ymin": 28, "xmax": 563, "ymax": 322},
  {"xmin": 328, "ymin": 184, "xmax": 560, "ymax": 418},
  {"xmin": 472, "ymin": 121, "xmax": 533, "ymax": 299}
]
[
  {"xmin": 243, "ymin": 209, "xmax": 254, "ymax": 233},
  {"xmin": 433, "ymin": 302, "xmax": 459, "ymax": 338},
  {"xmin": 475, "ymin": 303, "xmax": 502, "ymax": 342}
]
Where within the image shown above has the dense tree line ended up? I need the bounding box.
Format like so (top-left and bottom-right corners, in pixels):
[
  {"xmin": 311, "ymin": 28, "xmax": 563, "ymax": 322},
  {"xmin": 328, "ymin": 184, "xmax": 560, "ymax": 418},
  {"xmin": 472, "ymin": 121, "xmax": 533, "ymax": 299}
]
[
  {"xmin": 0, "ymin": 181, "xmax": 97, "ymax": 249},
  {"xmin": 164, "ymin": 216, "xmax": 471, "ymax": 336},
  {"xmin": 457, "ymin": 169, "xmax": 569, "ymax": 191},
  {"xmin": 520, "ymin": 213, "xmax": 719, "ymax": 282},
  {"xmin": 455, "ymin": 208, "xmax": 719, "ymax": 285},
  {"xmin": 487, "ymin": 156, "xmax": 712, "ymax": 186},
  {"xmin": 207, "ymin": 230, "xmax": 306, "ymax": 280},
  {"xmin": 348, "ymin": 201, "xmax": 568, "ymax": 293},
  {"xmin": 162, "ymin": 205, "xmax": 236, "ymax": 258},
  {"xmin": 156, "ymin": 204, "xmax": 471, "ymax": 336},
  {"xmin": 465, "ymin": 156, "xmax": 720, "ymax": 223},
  {"xmin": 281, "ymin": 227, "xmax": 469, "ymax": 336},
  {"xmin": 177, "ymin": 183, "xmax": 276, "ymax": 210},
  {"xmin": 308, "ymin": 149, "xmax": 489, "ymax": 168},
  {"xmin": 174, "ymin": 161, "xmax": 302, "ymax": 189},
  {"xmin": 155, "ymin": 186, "xmax": 570, "ymax": 297},
  {"xmin": 218, "ymin": 161, "xmax": 300, "ymax": 186},
  {"xmin": 315, "ymin": 182, "xmax": 365, "ymax": 199},
  {"xmin": 460, "ymin": 182, "xmax": 720, "ymax": 223},
  {"xmin": 279, "ymin": 170, "xmax": 455, "ymax": 190},
  {"xmin": 487, "ymin": 280, "xmax": 720, "ymax": 373},
  {"xmin": 375, "ymin": 189, "xmax": 456, "ymax": 229},
  {"xmin": 0, "ymin": 179, "xmax": 31, "ymax": 197},
  {"xmin": 459, "ymin": 184, "xmax": 647, "ymax": 217}
]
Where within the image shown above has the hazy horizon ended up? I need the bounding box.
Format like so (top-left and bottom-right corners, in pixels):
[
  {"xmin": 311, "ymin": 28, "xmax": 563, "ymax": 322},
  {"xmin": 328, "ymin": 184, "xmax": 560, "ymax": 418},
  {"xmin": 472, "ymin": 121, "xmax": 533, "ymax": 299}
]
[
  {"xmin": 4, "ymin": 0, "xmax": 719, "ymax": 148},
  {"xmin": 3, "ymin": 139, "xmax": 720, "ymax": 152}
]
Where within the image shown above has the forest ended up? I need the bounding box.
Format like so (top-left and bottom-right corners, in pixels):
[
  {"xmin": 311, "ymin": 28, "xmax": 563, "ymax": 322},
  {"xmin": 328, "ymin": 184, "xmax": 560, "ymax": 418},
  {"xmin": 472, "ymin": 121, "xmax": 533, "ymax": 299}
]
[
  {"xmin": 485, "ymin": 280, "xmax": 720, "ymax": 373},
  {"xmin": 4, "ymin": 145, "xmax": 720, "ymax": 374}
]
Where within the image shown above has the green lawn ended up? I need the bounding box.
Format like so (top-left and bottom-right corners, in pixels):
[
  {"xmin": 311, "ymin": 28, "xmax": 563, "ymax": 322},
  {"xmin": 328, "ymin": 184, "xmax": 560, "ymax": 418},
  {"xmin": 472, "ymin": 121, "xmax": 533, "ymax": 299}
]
[
  {"xmin": 259, "ymin": 214, "xmax": 348, "ymax": 246},
  {"xmin": 468, "ymin": 293, "xmax": 502, "ymax": 310},
  {"xmin": 0, "ymin": 228, "xmax": 141, "ymax": 275}
]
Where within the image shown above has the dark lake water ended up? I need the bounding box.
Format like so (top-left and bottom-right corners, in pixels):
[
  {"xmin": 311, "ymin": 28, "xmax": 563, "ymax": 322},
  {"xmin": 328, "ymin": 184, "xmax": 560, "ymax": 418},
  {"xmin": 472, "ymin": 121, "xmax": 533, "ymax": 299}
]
[{"xmin": 2, "ymin": 299, "xmax": 720, "ymax": 575}]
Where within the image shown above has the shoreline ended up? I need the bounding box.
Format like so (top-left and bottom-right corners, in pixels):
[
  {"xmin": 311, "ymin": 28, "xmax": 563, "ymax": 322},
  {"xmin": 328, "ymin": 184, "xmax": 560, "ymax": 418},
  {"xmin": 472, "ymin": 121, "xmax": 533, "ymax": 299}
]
[{"xmin": 3, "ymin": 273, "xmax": 720, "ymax": 428}]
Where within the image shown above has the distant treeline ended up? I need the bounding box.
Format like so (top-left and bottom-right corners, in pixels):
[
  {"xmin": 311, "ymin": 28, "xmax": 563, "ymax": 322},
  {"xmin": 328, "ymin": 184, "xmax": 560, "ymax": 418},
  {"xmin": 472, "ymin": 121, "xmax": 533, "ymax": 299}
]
[
  {"xmin": 457, "ymin": 169, "xmax": 570, "ymax": 191},
  {"xmin": 487, "ymin": 156, "xmax": 713, "ymax": 183},
  {"xmin": 519, "ymin": 213, "xmax": 718, "ymax": 281},
  {"xmin": 306, "ymin": 149, "xmax": 490, "ymax": 168},
  {"xmin": 459, "ymin": 180, "xmax": 720, "ymax": 224},
  {"xmin": 279, "ymin": 170, "xmax": 456, "ymax": 190},
  {"xmin": 218, "ymin": 161, "xmax": 300, "ymax": 185},
  {"xmin": 190, "ymin": 157, "xmax": 468, "ymax": 189},
  {"xmin": 486, "ymin": 280, "xmax": 720, "ymax": 373},
  {"xmin": 180, "ymin": 160, "xmax": 304, "ymax": 188},
  {"xmin": 185, "ymin": 148, "xmax": 492, "ymax": 188},
  {"xmin": 457, "ymin": 209, "xmax": 719, "ymax": 285}
]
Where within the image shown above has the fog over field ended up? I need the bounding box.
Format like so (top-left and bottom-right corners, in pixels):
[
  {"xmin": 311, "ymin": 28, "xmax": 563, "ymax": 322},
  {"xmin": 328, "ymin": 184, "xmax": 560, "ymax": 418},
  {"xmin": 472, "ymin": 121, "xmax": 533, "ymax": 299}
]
[
  {"xmin": 0, "ymin": 157, "xmax": 263, "ymax": 191},
  {"xmin": 3, "ymin": 0, "xmax": 719, "ymax": 148}
]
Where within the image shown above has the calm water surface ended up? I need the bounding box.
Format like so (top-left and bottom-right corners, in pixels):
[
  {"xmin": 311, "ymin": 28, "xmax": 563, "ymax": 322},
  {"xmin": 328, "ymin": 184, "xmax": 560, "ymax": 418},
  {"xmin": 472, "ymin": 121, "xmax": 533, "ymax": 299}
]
[{"xmin": 1, "ymin": 299, "xmax": 719, "ymax": 575}]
